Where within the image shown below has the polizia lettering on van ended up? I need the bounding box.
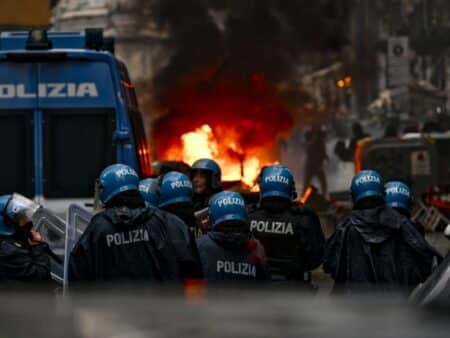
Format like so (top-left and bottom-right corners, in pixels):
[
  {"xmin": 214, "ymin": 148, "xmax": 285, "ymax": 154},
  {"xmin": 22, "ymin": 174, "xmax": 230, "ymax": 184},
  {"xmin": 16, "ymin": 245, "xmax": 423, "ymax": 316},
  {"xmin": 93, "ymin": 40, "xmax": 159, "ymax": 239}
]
[{"xmin": 0, "ymin": 83, "xmax": 99, "ymax": 99}]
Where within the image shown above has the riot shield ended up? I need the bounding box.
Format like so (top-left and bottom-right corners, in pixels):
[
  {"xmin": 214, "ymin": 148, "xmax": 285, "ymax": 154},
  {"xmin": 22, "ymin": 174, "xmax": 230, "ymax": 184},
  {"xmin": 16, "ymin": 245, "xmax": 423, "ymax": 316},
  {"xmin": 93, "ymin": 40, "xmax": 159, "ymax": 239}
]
[
  {"xmin": 32, "ymin": 208, "xmax": 67, "ymax": 284},
  {"xmin": 64, "ymin": 204, "xmax": 94, "ymax": 286},
  {"xmin": 410, "ymin": 253, "xmax": 450, "ymax": 306}
]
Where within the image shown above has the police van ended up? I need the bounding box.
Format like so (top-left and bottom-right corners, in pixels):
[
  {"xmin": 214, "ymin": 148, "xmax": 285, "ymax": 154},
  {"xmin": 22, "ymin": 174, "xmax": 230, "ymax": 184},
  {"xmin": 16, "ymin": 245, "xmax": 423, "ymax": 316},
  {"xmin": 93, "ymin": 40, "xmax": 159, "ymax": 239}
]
[{"xmin": 0, "ymin": 29, "xmax": 151, "ymax": 216}]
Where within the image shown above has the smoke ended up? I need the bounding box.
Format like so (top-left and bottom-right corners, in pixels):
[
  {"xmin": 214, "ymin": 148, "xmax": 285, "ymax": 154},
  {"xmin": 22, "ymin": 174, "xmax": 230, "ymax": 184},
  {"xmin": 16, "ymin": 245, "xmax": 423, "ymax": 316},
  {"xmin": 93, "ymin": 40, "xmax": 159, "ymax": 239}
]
[
  {"xmin": 137, "ymin": 0, "xmax": 352, "ymax": 161},
  {"xmin": 144, "ymin": 0, "xmax": 350, "ymax": 105}
]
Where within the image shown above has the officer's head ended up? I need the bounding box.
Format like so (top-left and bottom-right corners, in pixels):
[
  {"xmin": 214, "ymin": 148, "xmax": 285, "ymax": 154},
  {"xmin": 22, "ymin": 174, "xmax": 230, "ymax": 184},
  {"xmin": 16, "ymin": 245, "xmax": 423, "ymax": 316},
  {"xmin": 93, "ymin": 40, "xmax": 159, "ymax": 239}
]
[
  {"xmin": 158, "ymin": 171, "xmax": 193, "ymax": 208},
  {"xmin": 385, "ymin": 181, "xmax": 412, "ymax": 212},
  {"xmin": 139, "ymin": 178, "xmax": 160, "ymax": 207},
  {"xmin": 209, "ymin": 191, "xmax": 248, "ymax": 233},
  {"xmin": 99, "ymin": 164, "xmax": 143, "ymax": 208},
  {"xmin": 351, "ymin": 170, "xmax": 384, "ymax": 209},
  {"xmin": 258, "ymin": 165, "xmax": 296, "ymax": 208},
  {"xmin": 191, "ymin": 158, "xmax": 222, "ymax": 195},
  {"xmin": 0, "ymin": 194, "xmax": 40, "ymax": 236}
]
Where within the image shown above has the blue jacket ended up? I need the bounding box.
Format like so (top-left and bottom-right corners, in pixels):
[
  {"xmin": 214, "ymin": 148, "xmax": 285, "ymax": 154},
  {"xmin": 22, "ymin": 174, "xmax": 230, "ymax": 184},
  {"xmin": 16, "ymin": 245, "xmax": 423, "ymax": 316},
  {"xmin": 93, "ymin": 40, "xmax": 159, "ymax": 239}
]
[{"xmin": 197, "ymin": 232, "xmax": 270, "ymax": 282}]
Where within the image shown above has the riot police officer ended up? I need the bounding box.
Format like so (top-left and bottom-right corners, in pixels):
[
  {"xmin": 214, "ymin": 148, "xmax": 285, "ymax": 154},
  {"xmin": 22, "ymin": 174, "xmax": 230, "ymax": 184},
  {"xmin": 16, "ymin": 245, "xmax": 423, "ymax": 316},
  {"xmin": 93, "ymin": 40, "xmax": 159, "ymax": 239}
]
[
  {"xmin": 385, "ymin": 181, "xmax": 424, "ymax": 235},
  {"xmin": 139, "ymin": 178, "xmax": 160, "ymax": 208},
  {"xmin": 158, "ymin": 172, "xmax": 197, "ymax": 233},
  {"xmin": 190, "ymin": 159, "xmax": 222, "ymax": 212},
  {"xmin": 69, "ymin": 164, "xmax": 184, "ymax": 282},
  {"xmin": 247, "ymin": 165, "xmax": 325, "ymax": 285},
  {"xmin": 141, "ymin": 172, "xmax": 203, "ymax": 278},
  {"xmin": 324, "ymin": 170, "xmax": 438, "ymax": 293},
  {"xmin": 0, "ymin": 194, "xmax": 51, "ymax": 282},
  {"xmin": 197, "ymin": 191, "xmax": 270, "ymax": 282}
]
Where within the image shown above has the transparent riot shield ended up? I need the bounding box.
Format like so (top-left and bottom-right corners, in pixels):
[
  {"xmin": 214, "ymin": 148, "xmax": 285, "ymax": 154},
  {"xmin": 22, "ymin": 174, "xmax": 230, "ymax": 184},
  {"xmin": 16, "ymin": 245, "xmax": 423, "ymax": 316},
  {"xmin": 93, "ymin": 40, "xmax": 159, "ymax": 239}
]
[
  {"xmin": 32, "ymin": 208, "xmax": 67, "ymax": 284},
  {"xmin": 63, "ymin": 204, "xmax": 94, "ymax": 287},
  {"xmin": 410, "ymin": 253, "xmax": 450, "ymax": 306}
]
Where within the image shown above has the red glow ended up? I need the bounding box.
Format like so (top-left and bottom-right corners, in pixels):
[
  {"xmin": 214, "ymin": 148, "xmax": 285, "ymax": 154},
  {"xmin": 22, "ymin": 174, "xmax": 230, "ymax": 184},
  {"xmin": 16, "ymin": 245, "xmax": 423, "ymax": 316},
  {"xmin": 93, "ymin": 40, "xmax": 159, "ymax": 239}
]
[
  {"xmin": 138, "ymin": 141, "xmax": 152, "ymax": 177},
  {"xmin": 153, "ymin": 73, "xmax": 293, "ymax": 187}
]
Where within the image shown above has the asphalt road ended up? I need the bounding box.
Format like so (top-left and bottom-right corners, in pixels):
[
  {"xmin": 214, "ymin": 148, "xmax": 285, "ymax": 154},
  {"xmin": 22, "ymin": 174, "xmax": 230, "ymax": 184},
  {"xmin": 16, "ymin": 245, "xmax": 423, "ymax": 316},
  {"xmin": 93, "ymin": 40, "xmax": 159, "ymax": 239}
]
[{"xmin": 0, "ymin": 287, "xmax": 448, "ymax": 338}]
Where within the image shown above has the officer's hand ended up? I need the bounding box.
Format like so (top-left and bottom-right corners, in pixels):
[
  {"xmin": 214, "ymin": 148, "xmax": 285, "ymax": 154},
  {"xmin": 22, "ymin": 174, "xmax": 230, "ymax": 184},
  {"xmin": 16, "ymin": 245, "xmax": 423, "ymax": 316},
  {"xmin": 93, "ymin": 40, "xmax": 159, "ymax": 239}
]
[{"xmin": 29, "ymin": 230, "xmax": 45, "ymax": 246}]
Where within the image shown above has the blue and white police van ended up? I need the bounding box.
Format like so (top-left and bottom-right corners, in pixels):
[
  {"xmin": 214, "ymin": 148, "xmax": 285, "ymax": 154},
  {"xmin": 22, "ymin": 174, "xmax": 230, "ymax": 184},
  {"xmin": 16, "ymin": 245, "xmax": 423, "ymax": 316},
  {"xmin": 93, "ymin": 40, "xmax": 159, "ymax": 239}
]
[{"xmin": 0, "ymin": 29, "xmax": 151, "ymax": 216}]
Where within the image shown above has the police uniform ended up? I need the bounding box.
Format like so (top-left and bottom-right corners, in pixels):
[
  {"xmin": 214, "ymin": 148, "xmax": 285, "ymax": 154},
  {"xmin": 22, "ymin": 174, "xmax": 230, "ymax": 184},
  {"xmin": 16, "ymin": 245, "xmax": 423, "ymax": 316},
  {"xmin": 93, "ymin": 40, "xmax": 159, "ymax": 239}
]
[
  {"xmin": 196, "ymin": 191, "xmax": 270, "ymax": 282},
  {"xmin": 69, "ymin": 206, "xmax": 181, "ymax": 281},
  {"xmin": 140, "ymin": 174, "xmax": 203, "ymax": 279},
  {"xmin": 248, "ymin": 202, "xmax": 324, "ymax": 282},
  {"xmin": 0, "ymin": 236, "xmax": 51, "ymax": 282},
  {"xmin": 0, "ymin": 194, "xmax": 52, "ymax": 283},
  {"xmin": 324, "ymin": 206, "xmax": 439, "ymax": 293},
  {"xmin": 161, "ymin": 210, "xmax": 203, "ymax": 279},
  {"xmin": 197, "ymin": 232, "xmax": 270, "ymax": 282},
  {"xmin": 324, "ymin": 171, "xmax": 439, "ymax": 293}
]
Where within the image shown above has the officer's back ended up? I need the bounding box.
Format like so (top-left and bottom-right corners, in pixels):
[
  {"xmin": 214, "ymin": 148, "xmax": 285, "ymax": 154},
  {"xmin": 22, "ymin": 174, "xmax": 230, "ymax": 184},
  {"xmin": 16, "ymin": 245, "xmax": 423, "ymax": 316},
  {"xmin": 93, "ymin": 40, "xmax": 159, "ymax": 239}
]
[
  {"xmin": 324, "ymin": 170, "xmax": 439, "ymax": 293},
  {"xmin": 69, "ymin": 164, "xmax": 178, "ymax": 282},
  {"xmin": 197, "ymin": 191, "xmax": 270, "ymax": 282},
  {"xmin": 248, "ymin": 165, "xmax": 325, "ymax": 282},
  {"xmin": 139, "ymin": 174, "xmax": 203, "ymax": 279}
]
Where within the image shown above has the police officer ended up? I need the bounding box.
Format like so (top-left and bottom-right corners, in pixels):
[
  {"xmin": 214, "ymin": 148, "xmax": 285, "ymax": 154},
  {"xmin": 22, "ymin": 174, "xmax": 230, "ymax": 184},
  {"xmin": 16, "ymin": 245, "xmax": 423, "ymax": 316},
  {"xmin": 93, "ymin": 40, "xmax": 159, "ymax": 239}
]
[
  {"xmin": 385, "ymin": 181, "xmax": 425, "ymax": 236},
  {"xmin": 0, "ymin": 194, "xmax": 51, "ymax": 282},
  {"xmin": 247, "ymin": 165, "xmax": 324, "ymax": 285},
  {"xmin": 324, "ymin": 170, "xmax": 438, "ymax": 293},
  {"xmin": 197, "ymin": 191, "xmax": 270, "ymax": 282},
  {"xmin": 158, "ymin": 172, "xmax": 197, "ymax": 233},
  {"xmin": 69, "ymin": 164, "xmax": 183, "ymax": 282},
  {"xmin": 139, "ymin": 178, "xmax": 160, "ymax": 208},
  {"xmin": 140, "ymin": 173, "xmax": 203, "ymax": 278},
  {"xmin": 190, "ymin": 159, "xmax": 222, "ymax": 212}
]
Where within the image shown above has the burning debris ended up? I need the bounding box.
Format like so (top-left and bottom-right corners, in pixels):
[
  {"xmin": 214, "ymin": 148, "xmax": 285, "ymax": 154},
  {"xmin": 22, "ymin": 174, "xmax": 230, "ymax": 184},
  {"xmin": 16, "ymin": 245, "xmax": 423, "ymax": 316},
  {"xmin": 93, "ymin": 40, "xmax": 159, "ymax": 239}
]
[
  {"xmin": 153, "ymin": 73, "xmax": 292, "ymax": 187},
  {"xmin": 141, "ymin": 1, "xmax": 351, "ymax": 184}
]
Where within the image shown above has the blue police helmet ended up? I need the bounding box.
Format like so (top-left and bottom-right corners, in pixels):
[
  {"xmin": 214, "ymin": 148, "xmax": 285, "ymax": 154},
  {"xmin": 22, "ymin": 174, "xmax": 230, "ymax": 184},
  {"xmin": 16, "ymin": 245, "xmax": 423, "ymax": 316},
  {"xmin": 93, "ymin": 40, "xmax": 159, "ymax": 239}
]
[
  {"xmin": 191, "ymin": 158, "xmax": 222, "ymax": 190},
  {"xmin": 209, "ymin": 191, "xmax": 248, "ymax": 228},
  {"xmin": 385, "ymin": 181, "xmax": 411, "ymax": 210},
  {"xmin": 99, "ymin": 164, "xmax": 140, "ymax": 204},
  {"xmin": 158, "ymin": 171, "xmax": 193, "ymax": 208},
  {"xmin": 351, "ymin": 170, "xmax": 384, "ymax": 204},
  {"xmin": 0, "ymin": 195, "xmax": 15, "ymax": 236},
  {"xmin": 259, "ymin": 164, "xmax": 295, "ymax": 200},
  {"xmin": 139, "ymin": 178, "xmax": 160, "ymax": 207}
]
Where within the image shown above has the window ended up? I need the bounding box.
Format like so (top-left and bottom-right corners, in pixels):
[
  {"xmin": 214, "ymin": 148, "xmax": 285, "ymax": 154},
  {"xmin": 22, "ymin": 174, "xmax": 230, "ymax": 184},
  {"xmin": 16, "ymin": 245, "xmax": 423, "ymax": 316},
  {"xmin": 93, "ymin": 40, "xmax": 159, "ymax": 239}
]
[
  {"xmin": 43, "ymin": 109, "xmax": 115, "ymax": 198},
  {"xmin": 0, "ymin": 110, "xmax": 34, "ymax": 197}
]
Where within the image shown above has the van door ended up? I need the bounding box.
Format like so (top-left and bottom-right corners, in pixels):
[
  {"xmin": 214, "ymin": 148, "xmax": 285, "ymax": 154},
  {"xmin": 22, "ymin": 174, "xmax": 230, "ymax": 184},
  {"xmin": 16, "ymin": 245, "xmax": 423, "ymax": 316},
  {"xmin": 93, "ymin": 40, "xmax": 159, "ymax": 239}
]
[
  {"xmin": 0, "ymin": 62, "xmax": 37, "ymax": 197},
  {"xmin": 37, "ymin": 61, "xmax": 116, "ymax": 200}
]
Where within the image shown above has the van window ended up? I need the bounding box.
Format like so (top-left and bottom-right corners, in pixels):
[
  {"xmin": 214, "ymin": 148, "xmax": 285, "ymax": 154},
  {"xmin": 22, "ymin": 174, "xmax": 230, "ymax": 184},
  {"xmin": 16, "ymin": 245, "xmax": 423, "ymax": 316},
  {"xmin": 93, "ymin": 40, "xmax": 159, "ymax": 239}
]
[
  {"xmin": 43, "ymin": 108, "xmax": 115, "ymax": 198},
  {"xmin": 0, "ymin": 109, "xmax": 34, "ymax": 197}
]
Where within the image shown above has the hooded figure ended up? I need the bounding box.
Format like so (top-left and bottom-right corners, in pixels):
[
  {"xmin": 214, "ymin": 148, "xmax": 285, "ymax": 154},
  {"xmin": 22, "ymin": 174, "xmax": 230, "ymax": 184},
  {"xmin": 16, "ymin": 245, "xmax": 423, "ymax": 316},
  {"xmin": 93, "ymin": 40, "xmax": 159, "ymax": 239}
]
[
  {"xmin": 69, "ymin": 164, "xmax": 186, "ymax": 282},
  {"xmin": 324, "ymin": 170, "xmax": 439, "ymax": 294},
  {"xmin": 197, "ymin": 191, "xmax": 270, "ymax": 282}
]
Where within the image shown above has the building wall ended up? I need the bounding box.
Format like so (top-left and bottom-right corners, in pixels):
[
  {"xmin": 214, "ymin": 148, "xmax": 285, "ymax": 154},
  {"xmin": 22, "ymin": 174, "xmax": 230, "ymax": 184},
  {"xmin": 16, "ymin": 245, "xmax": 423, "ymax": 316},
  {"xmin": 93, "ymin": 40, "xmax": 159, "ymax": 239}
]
[
  {"xmin": 0, "ymin": 0, "xmax": 51, "ymax": 29},
  {"xmin": 52, "ymin": 0, "xmax": 167, "ymax": 83}
]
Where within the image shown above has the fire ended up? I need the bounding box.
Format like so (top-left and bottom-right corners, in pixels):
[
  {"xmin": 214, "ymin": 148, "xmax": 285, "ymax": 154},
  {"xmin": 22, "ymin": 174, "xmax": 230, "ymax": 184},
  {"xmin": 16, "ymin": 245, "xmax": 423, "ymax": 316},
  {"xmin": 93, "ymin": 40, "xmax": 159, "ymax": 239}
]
[
  {"xmin": 181, "ymin": 125, "xmax": 217, "ymax": 162},
  {"xmin": 153, "ymin": 72, "xmax": 294, "ymax": 189},
  {"xmin": 177, "ymin": 124, "xmax": 262, "ymax": 187}
]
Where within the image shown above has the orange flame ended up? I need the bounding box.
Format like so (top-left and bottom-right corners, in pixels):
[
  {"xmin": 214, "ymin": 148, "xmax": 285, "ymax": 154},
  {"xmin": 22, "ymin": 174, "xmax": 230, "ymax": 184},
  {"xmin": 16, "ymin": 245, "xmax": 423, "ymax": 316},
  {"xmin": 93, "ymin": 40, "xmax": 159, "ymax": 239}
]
[{"xmin": 169, "ymin": 124, "xmax": 267, "ymax": 188}]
